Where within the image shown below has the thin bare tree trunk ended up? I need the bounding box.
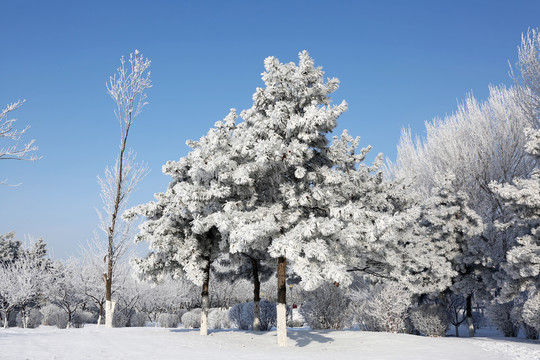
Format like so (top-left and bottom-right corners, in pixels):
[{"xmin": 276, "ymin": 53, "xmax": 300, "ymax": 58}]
[
  {"xmin": 200, "ymin": 258, "xmax": 211, "ymax": 336},
  {"xmin": 466, "ymin": 294, "xmax": 474, "ymax": 337},
  {"xmin": 251, "ymin": 257, "xmax": 261, "ymax": 331},
  {"xmin": 277, "ymin": 256, "xmax": 287, "ymax": 346}
]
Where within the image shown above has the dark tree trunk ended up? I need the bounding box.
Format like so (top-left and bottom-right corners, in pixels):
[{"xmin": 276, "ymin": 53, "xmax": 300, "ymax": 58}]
[
  {"xmin": 466, "ymin": 294, "xmax": 474, "ymax": 337},
  {"xmin": 277, "ymin": 256, "xmax": 287, "ymax": 346},
  {"xmin": 200, "ymin": 256, "xmax": 211, "ymax": 336},
  {"xmin": 251, "ymin": 257, "xmax": 261, "ymax": 331}
]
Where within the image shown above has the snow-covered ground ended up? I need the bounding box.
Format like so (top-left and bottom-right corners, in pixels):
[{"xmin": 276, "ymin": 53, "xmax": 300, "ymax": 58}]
[{"xmin": 2, "ymin": 326, "xmax": 539, "ymax": 360}]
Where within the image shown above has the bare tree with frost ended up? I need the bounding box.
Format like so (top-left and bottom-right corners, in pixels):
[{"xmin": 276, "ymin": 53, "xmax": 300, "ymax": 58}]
[
  {"xmin": 0, "ymin": 100, "xmax": 39, "ymax": 185},
  {"xmin": 47, "ymin": 260, "xmax": 87, "ymax": 329},
  {"xmin": 0, "ymin": 237, "xmax": 51, "ymax": 328},
  {"xmin": 99, "ymin": 50, "xmax": 150, "ymax": 328}
]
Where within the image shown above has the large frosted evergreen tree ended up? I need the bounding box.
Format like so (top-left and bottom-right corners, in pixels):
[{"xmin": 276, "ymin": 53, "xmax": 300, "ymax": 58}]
[{"xmin": 225, "ymin": 51, "xmax": 402, "ymax": 346}]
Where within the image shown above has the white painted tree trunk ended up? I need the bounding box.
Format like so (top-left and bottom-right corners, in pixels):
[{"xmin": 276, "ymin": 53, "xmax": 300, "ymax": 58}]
[
  {"xmin": 200, "ymin": 294, "xmax": 209, "ymax": 336},
  {"xmin": 468, "ymin": 316, "xmax": 475, "ymax": 337},
  {"xmin": 105, "ymin": 300, "xmax": 116, "ymax": 328},
  {"xmin": 3, "ymin": 315, "xmax": 8, "ymax": 329},
  {"xmin": 277, "ymin": 303, "xmax": 287, "ymax": 347},
  {"xmin": 253, "ymin": 300, "xmax": 260, "ymax": 332},
  {"xmin": 97, "ymin": 315, "xmax": 102, "ymax": 327}
]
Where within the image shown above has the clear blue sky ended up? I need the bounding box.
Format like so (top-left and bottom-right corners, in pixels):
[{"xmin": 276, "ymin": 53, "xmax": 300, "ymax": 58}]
[{"xmin": 1, "ymin": 0, "xmax": 539, "ymax": 259}]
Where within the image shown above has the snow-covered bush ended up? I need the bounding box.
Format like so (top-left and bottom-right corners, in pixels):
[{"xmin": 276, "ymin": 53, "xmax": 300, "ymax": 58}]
[
  {"xmin": 486, "ymin": 302, "xmax": 519, "ymax": 337},
  {"xmin": 181, "ymin": 308, "xmax": 201, "ymax": 328},
  {"xmin": 40, "ymin": 304, "xmax": 68, "ymax": 329},
  {"xmin": 40, "ymin": 304, "xmax": 61, "ymax": 326},
  {"xmin": 158, "ymin": 313, "xmax": 179, "ymax": 328},
  {"xmin": 208, "ymin": 308, "xmax": 231, "ymax": 329},
  {"xmin": 522, "ymin": 293, "xmax": 540, "ymax": 335},
  {"xmin": 350, "ymin": 282, "xmax": 412, "ymax": 333},
  {"xmin": 71, "ymin": 311, "xmax": 94, "ymax": 328},
  {"xmin": 228, "ymin": 300, "xmax": 279, "ymax": 331},
  {"xmin": 175, "ymin": 309, "xmax": 188, "ymax": 322},
  {"xmin": 299, "ymin": 283, "xmax": 351, "ymax": 330},
  {"xmin": 112, "ymin": 310, "xmax": 128, "ymax": 328},
  {"xmin": 228, "ymin": 303, "xmax": 245, "ymax": 329},
  {"xmin": 16, "ymin": 309, "xmax": 43, "ymax": 328},
  {"xmin": 410, "ymin": 304, "xmax": 450, "ymax": 337},
  {"xmin": 129, "ymin": 312, "xmax": 147, "ymax": 327}
]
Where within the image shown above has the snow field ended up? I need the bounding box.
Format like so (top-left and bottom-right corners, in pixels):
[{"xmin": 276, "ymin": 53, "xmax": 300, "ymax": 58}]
[{"xmin": 1, "ymin": 326, "xmax": 539, "ymax": 360}]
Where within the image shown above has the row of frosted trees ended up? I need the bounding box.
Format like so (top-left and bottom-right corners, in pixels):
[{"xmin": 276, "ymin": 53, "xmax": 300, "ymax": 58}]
[
  {"xmin": 122, "ymin": 29, "xmax": 540, "ymax": 346},
  {"xmin": 3, "ymin": 30, "xmax": 540, "ymax": 345}
]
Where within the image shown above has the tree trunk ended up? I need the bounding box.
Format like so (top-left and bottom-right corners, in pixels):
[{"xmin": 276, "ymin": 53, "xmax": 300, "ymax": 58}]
[
  {"xmin": 97, "ymin": 302, "xmax": 104, "ymax": 327},
  {"xmin": 105, "ymin": 300, "xmax": 116, "ymax": 328},
  {"xmin": 20, "ymin": 308, "xmax": 27, "ymax": 329},
  {"xmin": 2, "ymin": 311, "xmax": 8, "ymax": 329},
  {"xmin": 67, "ymin": 311, "xmax": 72, "ymax": 329},
  {"xmin": 277, "ymin": 256, "xmax": 287, "ymax": 346},
  {"xmin": 455, "ymin": 324, "xmax": 459, "ymax": 337},
  {"xmin": 200, "ymin": 258, "xmax": 211, "ymax": 336},
  {"xmin": 251, "ymin": 257, "xmax": 261, "ymax": 332},
  {"xmin": 466, "ymin": 294, "xmax": 474, "ymax": 337}
]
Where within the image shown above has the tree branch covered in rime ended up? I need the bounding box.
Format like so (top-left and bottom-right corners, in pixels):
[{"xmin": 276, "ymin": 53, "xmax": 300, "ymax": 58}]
[
  {"xmin": 97, "ymin": 151, "xmax": 148, "ymax": 267},
  {"xmin": 106, "ymin": 50, "xmax": 151, "ymax": 140},
  {"xmin": 513, "ymin": 28, "xmax": 540, "ymax": 124},
  {"xmin": 0, "ymin": 100, "xmax": 39, "ymax": 185}
]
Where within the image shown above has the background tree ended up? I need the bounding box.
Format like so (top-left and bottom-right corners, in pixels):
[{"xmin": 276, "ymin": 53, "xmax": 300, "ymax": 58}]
[
  {"xmin": 100, "ymin": 50, "xmax": 151, "ymax": 328},
  {"xmin": 47, "ymin": 259, "xmax": 87, "ymax": 329},
  {"xmin": 387, "ymin": 84, "xmax": 536, "ymax": 336},
  {"xmin": 0, "ymin": 237, "xmax": 51, "ymax": 328}
]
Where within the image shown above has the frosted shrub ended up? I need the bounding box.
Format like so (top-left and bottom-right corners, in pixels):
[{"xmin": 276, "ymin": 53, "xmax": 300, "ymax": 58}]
[
  {"xmin": 72, "ymin": 311, "xmax": 94, "ymax": 328},
  {"xmin": 228, "ymin": 303, "xmax": 246, "ymax": 329},
  {"xmin": 130, "ymin": 312, "xmax": 147, "ymax": 327},
  {"xmin": 523, "ymin": 293, "xmax": 540, "ymax": 334},
  {"xmin": 112, "ymin": 310, "xmax": 128, "ymax": 328},
  {"xmin": 40, "ymin": 304, "xmax": 68, "ymax": 329},
  {"xmin": 54, "ymin": 313, "xmax": 69, "ymax": 329},
  {"xmin": 16, "ymin": 309, "xmax": 43, "ymax": 328},
  {"xmin": 176, "ymin": 309, "xmax": 188, "ymax": 321},
  {"xmin": 300, "ymin": 283, "xmax": 351, "ymax": 330},
  {"xmin": 181, "ymin": 308, "xmax": 201, "ymax": 328},
  {"xmin": 350, "ymin": 282, "xmax": 412, "ymax": 333},
  {"xmin": 486, "ymin": 302, "xmax": 519, "ymax": 337},
  {"xmin": 208, "ymin": 308, "xmax": 231, "ymax": 329},
  {"xmin": 229, "ymin": 300, "xmax": 279, "ymax": 331},
  {"xmin": 158, "ymin": 313, "xmax": 179, "ymax": 328},
  {"xmin": 40, "ymin": 304, "xmax": 62, "ymax": 326},
  {"xmin": 410, "ymin": 304, "xmax": 450, "ymax": 337}
]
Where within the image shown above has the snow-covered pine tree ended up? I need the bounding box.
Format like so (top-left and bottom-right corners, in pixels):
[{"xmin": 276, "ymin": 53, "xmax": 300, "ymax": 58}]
[
  {"xmin": 492, "ymin": 128, "xmax": 540, "ymax": 298},
  {"xmin": 227, "ymin": 51, "xmax": 396, "ymax": 346},
  {"xmin": 125, "ymin": 110, "xmax": 242, "ymax": 336},
  {"xmin": 419, "ymin": 174, "xmax": 483, "ymax": 336}
]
